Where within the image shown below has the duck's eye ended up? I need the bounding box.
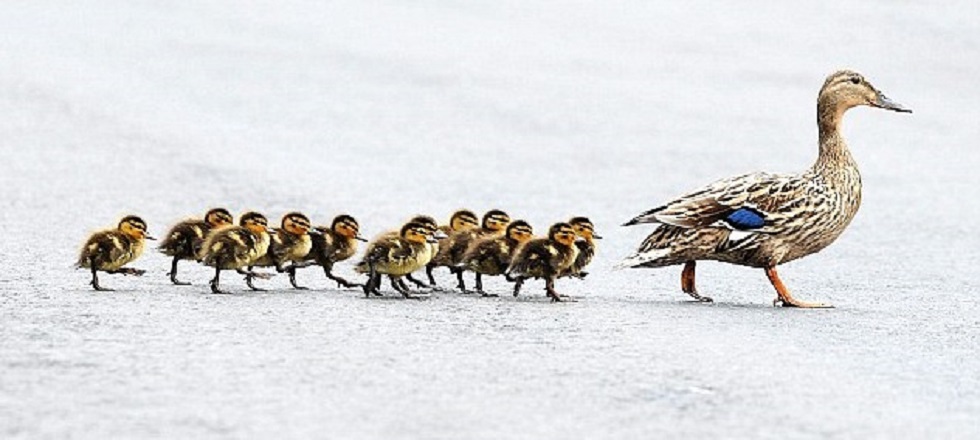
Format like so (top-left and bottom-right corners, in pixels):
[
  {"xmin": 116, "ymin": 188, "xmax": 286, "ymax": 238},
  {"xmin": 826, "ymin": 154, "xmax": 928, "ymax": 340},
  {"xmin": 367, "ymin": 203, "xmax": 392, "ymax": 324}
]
[{"xmin": 850, "ymin": 77, "xmax": 860, "ymax": 85}]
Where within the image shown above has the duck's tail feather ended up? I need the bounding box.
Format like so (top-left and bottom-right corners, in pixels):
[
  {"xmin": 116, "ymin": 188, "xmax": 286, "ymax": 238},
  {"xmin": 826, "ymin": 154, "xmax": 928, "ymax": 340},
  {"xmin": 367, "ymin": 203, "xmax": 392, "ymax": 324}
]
[
  {"xmin": 613, "ymin": 248, "xmax": 670, "ymax": 270},
  {"xmin": 622, "ymin": 206, "xmax": 666, "ymax": 227}
]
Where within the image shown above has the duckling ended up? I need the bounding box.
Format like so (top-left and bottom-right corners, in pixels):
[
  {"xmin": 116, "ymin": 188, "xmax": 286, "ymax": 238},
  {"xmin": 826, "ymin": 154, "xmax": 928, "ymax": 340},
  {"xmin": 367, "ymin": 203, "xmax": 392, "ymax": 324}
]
[
  {"xmin": 460, "ymin": 220, "xmax": 533, "ymax": 297},
  {"xmin": 425, "ymin": 209, "xmax": 479, "ymax": 286},
  {"xmin": 198, "ymin": 212, "xmax": 274, "ymax": 294},
  {"xmin": 77, "ymin": 215, "xmax": 154, "ymax": 291},
  {"xmin": 298, "ymin": 214, "xmax": 367, "ymax": 288},
  {"xmin": 398, "ymin": 215, "xmax": 446, "ymax": 289},
  {"xmin": 158, "ymin": 208, "xmax": 234, "ymax": 285},
  {"xmin": 430, "ymin": 209, "xmax": 510, "ymax": 292},
  {"xmin": 620, "ymin": 70, "xmax": 910, "ymax": 307},
  {"xmin": 355, "ymin": 221, "xmax": 437, "ymax": 299},
  {"xmin": 249, "ymin": 212, "xmax": 314, "ymax": 290},
  {"xmin": 560, "ymin": 217, "xmax": 602, "ymax": 279},
  {"xmin": 506, "ymin": 222, "xmax": 579, "ymax": 302}
]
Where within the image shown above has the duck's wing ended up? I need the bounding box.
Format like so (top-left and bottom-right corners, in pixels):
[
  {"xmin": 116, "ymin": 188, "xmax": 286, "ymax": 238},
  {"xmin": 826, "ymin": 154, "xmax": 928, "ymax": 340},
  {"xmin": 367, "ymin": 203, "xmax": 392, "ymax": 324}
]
[{"xmin": 624, "ymin": 171, "xmax": 802, "ymax": 235}]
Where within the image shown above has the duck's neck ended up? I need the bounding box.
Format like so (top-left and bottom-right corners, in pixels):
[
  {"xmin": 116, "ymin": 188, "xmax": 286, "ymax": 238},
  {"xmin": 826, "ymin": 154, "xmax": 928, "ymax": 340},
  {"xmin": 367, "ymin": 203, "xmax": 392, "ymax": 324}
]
[{"xmin": 813, "ymin": 100, "xmax": 858, "ymax": 175}]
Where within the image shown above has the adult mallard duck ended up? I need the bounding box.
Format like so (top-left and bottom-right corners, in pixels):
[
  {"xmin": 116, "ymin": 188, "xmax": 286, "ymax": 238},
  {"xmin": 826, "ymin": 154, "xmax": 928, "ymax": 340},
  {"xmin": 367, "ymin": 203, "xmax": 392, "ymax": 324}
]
[{"xmin": 620, "ymin": 70, "xmax": 911, "ymax": 307}]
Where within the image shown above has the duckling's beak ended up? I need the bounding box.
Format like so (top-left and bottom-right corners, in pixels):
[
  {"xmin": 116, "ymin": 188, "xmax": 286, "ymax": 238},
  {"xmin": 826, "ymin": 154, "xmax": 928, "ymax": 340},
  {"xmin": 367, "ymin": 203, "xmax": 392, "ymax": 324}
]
[
  {"xmin": 592, "ymin": 233, "xmax": 603, "ymax": 240},
  {"xmin": 355, "ymin": 235, "xmax": 368, "ymax": 242},
  {"xmin": 873, "ymin": 92, "xmax": 912, "ymax": 113},
  {"xmin": 433, "ymin": 230, "xmax": 449, "ymax": 240},
  {"xmin": 144, "ymin": 234, "xmax": 157, "ymax": 241}
]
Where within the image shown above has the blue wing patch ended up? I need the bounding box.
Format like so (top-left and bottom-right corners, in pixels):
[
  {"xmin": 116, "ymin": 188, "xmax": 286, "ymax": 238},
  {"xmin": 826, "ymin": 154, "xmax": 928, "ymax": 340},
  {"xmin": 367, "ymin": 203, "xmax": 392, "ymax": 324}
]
[{"xmin": 724, "ymin": 207, "xmax": 766, "ymax": 230}]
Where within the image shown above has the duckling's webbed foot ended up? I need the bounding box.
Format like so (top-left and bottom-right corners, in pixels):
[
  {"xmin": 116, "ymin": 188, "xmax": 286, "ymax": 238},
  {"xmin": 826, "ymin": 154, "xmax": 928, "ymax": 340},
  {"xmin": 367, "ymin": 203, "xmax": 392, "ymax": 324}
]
[
  {"xmin": 169, "ymin": 257, "xmax": 191, "ymax": 286},
  {"xmin": 286, "ymin": 266, "xmax": 308, "ymax": 290},
  {"xmin": 209, "ymin": 269, "xmax": 230, "ymax": 294},
  {"xmin": 390, "ymin": 276, "xmax": 420, "ymax": 300},
  {"xmin": 362, "ymin": 265, "xmax": 383, "ymax": 297},
  {"xmin": 511, "ymin": 277, "xmax": 525, "ymax": 297},
  {"xmin": 425, "ymin": 265, "xmax": 438, "ymax": 287},
  {"xmin": 238, "ymin": 267, "xmax": 267, "ymax": 291},
  {"xmin": 545, "ymin": 277, "xmax": 572, "ymax": 302},
  {"xmin": 90, "ymin": 269, "xmax": 113, "ymax": 292},
  {"xmin": 405, "ymin": 274, "xmax": 431, "ymax": 289},
  {"xmin": 475, "ymin": 274, "xmax": 498, "ymax": 297},
  {"xmin": 681, "ymin": 261, "xmax": 713, "ymax": 303},
  {"xmin": 452, "ymin": 268, "xmax": 471, "ymax": 294}
]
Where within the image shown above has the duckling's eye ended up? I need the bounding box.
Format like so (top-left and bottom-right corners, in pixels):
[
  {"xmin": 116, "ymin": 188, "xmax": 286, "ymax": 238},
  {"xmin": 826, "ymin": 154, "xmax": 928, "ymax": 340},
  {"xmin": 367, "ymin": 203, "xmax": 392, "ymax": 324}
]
[{"xmin": 850, "ymin": 77, "xmax": 860, "ymax": 85}]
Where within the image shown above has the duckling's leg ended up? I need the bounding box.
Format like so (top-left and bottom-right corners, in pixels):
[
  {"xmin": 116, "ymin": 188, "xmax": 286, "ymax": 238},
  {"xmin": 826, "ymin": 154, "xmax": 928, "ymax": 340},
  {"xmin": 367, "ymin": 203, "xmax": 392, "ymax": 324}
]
[
  {"xmin": 390, "ymin": 276, "xmax": 419, "ymax": 300},
  {"xmin": 765, "ymin": 267, "xmax": 833, "ymax": 308},
  {"xmin": 512, "ymin": 277, "xmax": 525, "ymax": 297},
  {"xmin": 240, "ymin": 266, "xmax": 266, "ymax": 291},
  {"xmin": 89, "ymin": 265, "xmax": 112, "ymax": 291},
  {"xmin": 286, "ymin": 266, "xmax": 308, "ymax": 290},
  {"xmin": 425, "ymin": 265, "xmax": 438, "ymax": 287},
  {"xmin": 362, "ymin": 262, "xmax": 383, "ymax": 297},
  {"xmin": 405, "ymin": 274, "xmax": 430, "ymax": 289},
  {"xmin": 681, "ymin": 261, "xmax": 713, "ymax": 303},
  {"xmin": 210, "ymin": 268, "xmax": 230, "ymax": 294},
  {"xmin": 452, "ymin": 267, "xmax": 471, "ymax": 294},
  {"xmin": 545, "ymin": 276, "xmax": 563, "ymax": 302},
  {"xmin": 476, "ymin": 273, "xmax": 499, "ymax": 297},
  {"xmin": 322, "ymin": 265, "xmax": 362, "ymax": 289},
  {"xmin": 168, "ymin": 256, "xmax": 191, "ymax": 286}
]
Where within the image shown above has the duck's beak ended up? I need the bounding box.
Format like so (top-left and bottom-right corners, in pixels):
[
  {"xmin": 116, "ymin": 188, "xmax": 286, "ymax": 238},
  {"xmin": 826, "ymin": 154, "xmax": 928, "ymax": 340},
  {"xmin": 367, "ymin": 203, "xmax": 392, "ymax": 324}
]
[
  {"xmin": 873, "ymin": 92, "xmax": 912, "ymax": 113},
  {"xmin": 592, "ymin": 233, "xmax": 603, "ymax": 240},
  {"xmin": 144, "ymin": 234, "xmax": 157, "ymax": 241},
  {"xmin": 433, "ymin": 230, "xmax": 448, "ymax": 240},
  {"xmin": 426, "ymin": 237, "xmax": 439, "ymax": 244},
  {"xmin": 355, "ymin": 235, "xmax": 368, "ymax": 242},
  {"xmin": 308, "ymin": 229, "xmax": 323, "ymax": 236}
]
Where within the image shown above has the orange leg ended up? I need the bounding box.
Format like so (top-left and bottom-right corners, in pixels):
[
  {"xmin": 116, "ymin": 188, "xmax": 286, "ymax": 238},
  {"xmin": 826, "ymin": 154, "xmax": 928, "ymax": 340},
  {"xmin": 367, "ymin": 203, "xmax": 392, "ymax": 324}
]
[
  {"xmin": 764, "ymin": 267, "xmax": 833, "ymax": 308},
  {"xmin": 681, "ymin": 261, "xmax": 713, "ymax": 303}
]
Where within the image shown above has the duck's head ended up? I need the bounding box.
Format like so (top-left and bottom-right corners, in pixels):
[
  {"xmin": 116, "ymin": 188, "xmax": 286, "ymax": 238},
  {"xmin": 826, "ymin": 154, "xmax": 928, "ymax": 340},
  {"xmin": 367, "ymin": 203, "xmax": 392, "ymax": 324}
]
[
  {"xmin": 204, "ymin": 208, "xmax": 234, "ymax": 228},
  {"xmin": 240, "ymin": 212, "xmax": 271, "ymax": 236},
  {"xmin": 449, "ymin": 210, "xmax": 480, "ymax": 232},
  {"xmin": 401, "ymin": 221, "xmax": 437, "ymax": 244},
  {"xmin": 482, "ymin": 209, "xmax": 511, "ymax": 232},
  {"xmin": 281, "ymin": 212, "xmax": 312, "ymax": 236},
  {"xmin": 819, "ymin": 70, "xmax": 911, "ymax": 116},
  {"xmin": 408, "ymin": 215, "xmax": 447, "ymax": 240},
  {"xmin": 118, "ymin": 215, "xmax": 154, "ymax": 241},
  {"xmin": 332, "ymin": 215, "xmax": 367, "ymax": 242},
  {"xmin": 548, "ymin": 222, "xmax": 577, "ymax": 247},
  {"xmin": 506, "ymin": 220, "xmax": 534, "ymax": 244},
  {"xmin": 569, "ymin": 217, "xmax": 602, "ymax": 242}
]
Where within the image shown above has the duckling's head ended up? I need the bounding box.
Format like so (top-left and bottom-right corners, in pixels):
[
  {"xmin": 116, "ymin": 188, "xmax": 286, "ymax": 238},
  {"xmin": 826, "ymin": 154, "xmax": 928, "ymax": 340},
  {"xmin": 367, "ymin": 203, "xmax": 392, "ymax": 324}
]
[
  {"xmin": 240, "ymin": 212, "xmax": 270, "ymax": 235},
  {"xmin": 506, "ymin": 220, "xmax": 534, "ymax": 243},
  {"xmin": 204, "ymin": 208, "xmax": 234, "ymax": 228},
  {"xmin": 569, "ymin": 217, "xmax": 602, "ymax": 241},
  {"xmin": 482, "ymin": 209, "xmax": 511, "ymax": 232},
  {"xmin": 118, "ymin": 215, "xmax": 152, "ymax": 241},
  {"xmin": 400, "ymin": 221, "xmax": 435, "ymax": 244},
  {"xmin": 548, "ymin": 222, "xmax": 577, "ymax": 247},
  {"xmin": 818, "ymin": 70, "xmax": 911, "ymax": 116},
  {"xmin": 408, "ymin": 215, "xmax": 447, "ymax": 240},
  {"xmin": 332, "ymin": 215, "xmax": 367, "ymax": 242},
  {"xmin": 281, "ymin": 212, "xmax": 312, "ymax": 236},
  {"xmin": 449, "ymin": 210, "xmax": 479, "ymax": 232}
]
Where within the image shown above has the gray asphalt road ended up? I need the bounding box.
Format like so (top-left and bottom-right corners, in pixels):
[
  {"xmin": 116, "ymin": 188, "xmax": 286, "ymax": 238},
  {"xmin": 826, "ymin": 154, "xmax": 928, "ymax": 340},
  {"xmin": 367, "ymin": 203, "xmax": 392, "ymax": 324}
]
[{"xmin": 2, "ymin": 1, "xmax": 978, "ymax": 438}]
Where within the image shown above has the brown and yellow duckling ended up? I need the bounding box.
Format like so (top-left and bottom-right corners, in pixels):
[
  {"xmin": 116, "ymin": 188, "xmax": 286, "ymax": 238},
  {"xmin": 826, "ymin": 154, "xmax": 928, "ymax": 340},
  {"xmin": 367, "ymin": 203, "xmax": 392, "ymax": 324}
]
[
  {"xmin": 506, "ymin": 222, "xmax": 579, "ymax": 302},
  {"xmin": 158, "ymin": 208, "xmax": 234, "ymax": 285},
  {"xmin": 460, "ymin": 220, "xmax": 533, "ymax": 297},
  {"xmin": 249, "ymin": 212, "xmax": 315, "ymax": 290},
  {"xmin": 561, "ymin": 217, "xmax": 602, "ymax": 279},
  {"xmin": 298, "ymin": 214, "xmax": 367, "ymax": 288},
  {"xmin": 355, "ymin": 221, "xmax": 438, "ymax": 299},
  {"xmin": 77, "ymin": 215, "xmax": 154, "ymax": 291},
  {"xmin": 425, "ymin": 209, "xmax": 479, "ymax": 286},
  {"xmin": 430, "ymin": 209, "xmax": 510, "ymax": 292},
  {"xmin": 198, "ymin": 211, "xmax": 274, "ymax": 294}
]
